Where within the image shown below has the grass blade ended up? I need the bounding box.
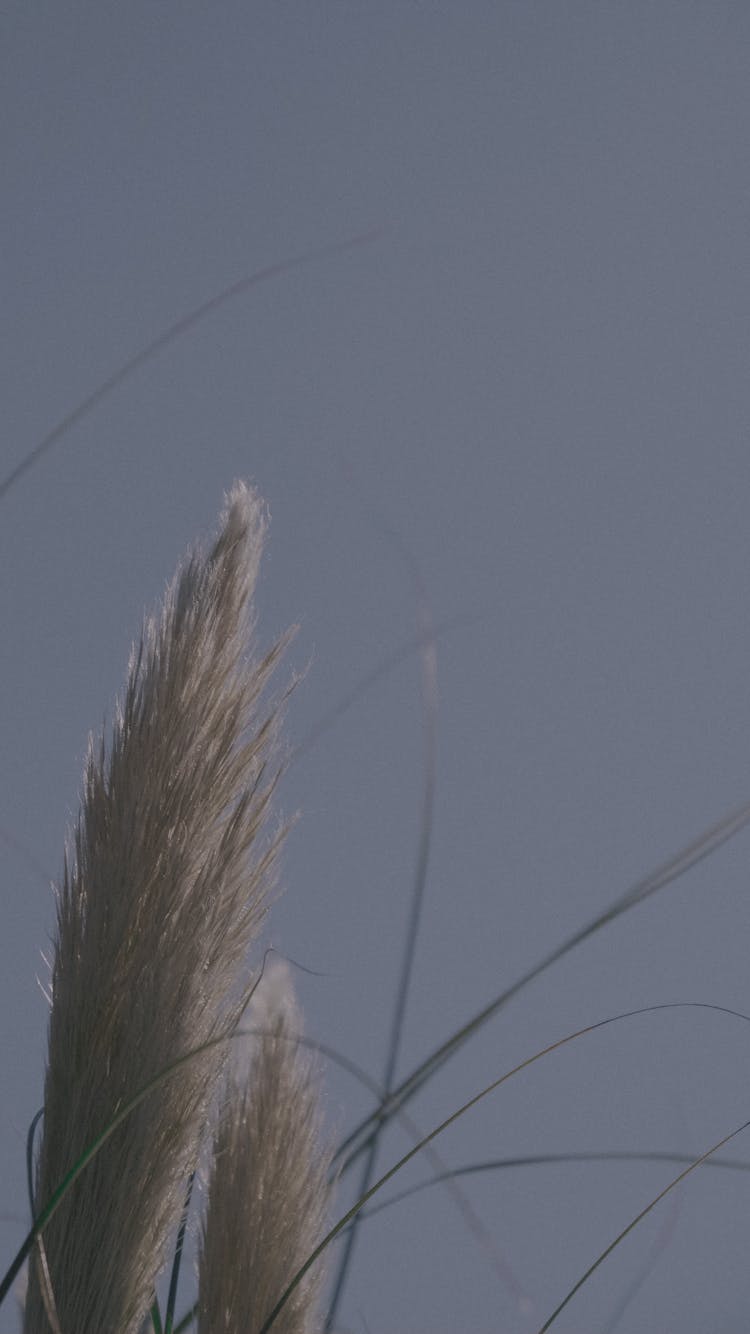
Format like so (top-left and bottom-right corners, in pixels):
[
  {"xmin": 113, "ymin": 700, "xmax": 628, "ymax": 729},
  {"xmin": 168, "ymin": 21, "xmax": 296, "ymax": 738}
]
[{"xmin": 536, "ymin": 1115, "xmax": 750, "ymax": 1332}]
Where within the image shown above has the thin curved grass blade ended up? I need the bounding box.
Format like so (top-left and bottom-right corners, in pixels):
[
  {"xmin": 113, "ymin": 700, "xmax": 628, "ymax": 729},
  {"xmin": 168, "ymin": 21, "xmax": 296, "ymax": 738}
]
[
  {"xmin": 352, "ymin": 1149, "xmax": 750, "ymax": 1224},
  {"xmin": 324, "ymin": 518, "xmax": 440, "ymax": 1331},
  {"xmin": 536, "ymin": 1115, "xmax": 750, "ymax": 1333}
]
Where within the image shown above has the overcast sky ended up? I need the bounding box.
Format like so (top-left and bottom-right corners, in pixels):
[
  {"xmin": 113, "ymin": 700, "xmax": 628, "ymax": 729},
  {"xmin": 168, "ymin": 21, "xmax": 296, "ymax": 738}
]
[{"xmin": 3, "ymin": 5, "xmax": 750, "ymax": 1332}]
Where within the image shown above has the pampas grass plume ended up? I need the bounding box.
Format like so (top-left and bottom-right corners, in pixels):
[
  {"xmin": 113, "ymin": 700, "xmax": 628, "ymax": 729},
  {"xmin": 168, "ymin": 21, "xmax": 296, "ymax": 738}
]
[
  {"xmin": 25, "ymin": 483, "xmax": 291, "ymax": 1334},
  {"xmin": 198, "ymin": 960, "xmax": 331, "ymax": 1334}
]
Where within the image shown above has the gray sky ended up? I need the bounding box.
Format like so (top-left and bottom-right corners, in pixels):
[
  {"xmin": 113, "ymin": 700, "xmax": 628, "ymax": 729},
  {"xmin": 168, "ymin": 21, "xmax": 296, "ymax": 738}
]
[{"xmin": 3, "ymin": 5, "xmax": 750, "ymax": 1331}]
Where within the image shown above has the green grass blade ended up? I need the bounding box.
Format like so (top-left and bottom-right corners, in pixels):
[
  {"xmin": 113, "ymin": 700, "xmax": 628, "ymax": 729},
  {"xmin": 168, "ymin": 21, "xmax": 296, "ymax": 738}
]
[
  {"xmin": 25, "ymin": 1107, "xmax": 44, "ymax": 1218},
  {"xmin": 163, "ymin": 1172, "xmax": 195, "ymax": 1334}
]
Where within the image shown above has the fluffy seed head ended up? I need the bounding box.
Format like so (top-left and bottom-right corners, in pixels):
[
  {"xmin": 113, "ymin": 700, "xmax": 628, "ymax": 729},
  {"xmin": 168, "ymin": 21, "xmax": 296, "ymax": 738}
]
[
  {"xmin": 25, "ymin": 482, "xmax": 290, "ymax": 1334},
  {"xmin": 198, "ymin": 960, "xmax": 331, "ymax": 1334}
]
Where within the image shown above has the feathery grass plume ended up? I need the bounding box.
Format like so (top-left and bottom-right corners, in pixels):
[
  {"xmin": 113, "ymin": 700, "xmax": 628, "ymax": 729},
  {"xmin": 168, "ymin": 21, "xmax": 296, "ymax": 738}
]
[
  {"xmin": 198, "ymin": 960, "xmax": 331, "ymax": 1334},
  {"xmin": 25, "ymin": 482, "xmax": 291, "ymax": 1334}
]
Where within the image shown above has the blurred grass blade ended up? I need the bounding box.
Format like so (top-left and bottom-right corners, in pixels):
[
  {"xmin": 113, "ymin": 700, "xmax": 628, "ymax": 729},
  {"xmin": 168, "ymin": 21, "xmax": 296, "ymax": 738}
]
[
  {"xmin": 324, "ymin": 515, "xmax": 440, "ymax": 1331},
  {"xmin": 0, "ymin": 232, "xmax": 380, "ymax": 503},
  {"xmin": 292, "ymin": 612, "xmax": 472, "ymax": 763},
  {"xmin": 599, "ymin": 1169, "xmax": 682, "ymax": 1334}
]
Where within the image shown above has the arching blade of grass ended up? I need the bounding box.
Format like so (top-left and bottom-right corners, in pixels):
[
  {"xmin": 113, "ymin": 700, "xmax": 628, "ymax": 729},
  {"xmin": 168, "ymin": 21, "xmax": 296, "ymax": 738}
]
[
  {"xmin": 350, "ymin": 1148, "xmax": 750, "ymax": 1224},
  {"xmin": 333, "ymin": 796, "xmax": 750, "ymax": 1175},
  {"xmin": 536, "ymin": 1115, "xmax": 750, "ymax": 1333},
  {"xmin": 331, "ymin": 1146, "xmax": 747, "ymax": 1333},
  {"xmin": 255, "ymin": 999, "xmax": 750, "ymax": 1334},
  {"xmin": 599, "ymin": 1171, "xmax": 681, "ymax": 1334},
  {"xmin": 25, "ymin": 1108, "xmax": 44, "ymax": 1219},
  {"xmin": 0, "ymin": 232, "xmax": 380, "ymax": 503}
]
